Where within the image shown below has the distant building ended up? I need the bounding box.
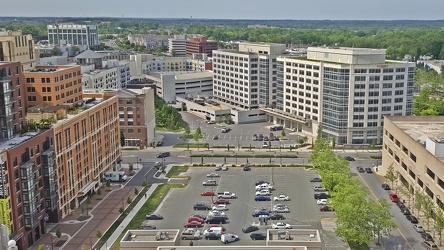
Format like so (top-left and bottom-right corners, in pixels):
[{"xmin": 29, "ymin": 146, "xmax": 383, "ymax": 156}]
[
  {"xmin": 127, "ymin": 34, "xmax": 171, "ymax": 49},
  {"xmin": 145, "ymin": 71, "xmax": 213, "ymax": 103},
  {"xmin": 186, "ymin": 37, "xmax": 218, "ymax": 57},
  {"xmin": 81, "ymin": 60, "xmax": 131, "ymax": 94},
  {"xmin": 0, "ymin": 30, "xmax": 38, "ymax": 71},
  {"xmin": 95, "ymin": 50, "xmax": 131, "ymax": 61},
  {"xmin": 168, "ymin": 35, "xmax": 187, "ymax": 56},
  {"xmin": 75, "ymin": 49, "xmax": 105, "ymax": 70},
  {"xmin": 47, "ymin": 24, "xmax": 99, "ymax": 49}
]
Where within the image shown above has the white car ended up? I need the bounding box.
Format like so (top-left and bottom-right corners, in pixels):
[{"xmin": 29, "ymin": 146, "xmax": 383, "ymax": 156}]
[
  {"xmin": 272, "ymin": 206, "xmax": 290, "ymax": 213},
  {"xmin": 222, "ymin": 165, "xmax": 228, "ymax": 171},
  {"xmin": 316, "ymin": 199, "xmax": 328, "ymax": 205},
  {"xmin": 313, "ymin": 186, "xmax": 327, "ymax": 192},
  {"xmin": 413, "ymin": 224, "xmax": 425, "ymax": 233},
  {"xmin": 207, "ymin": 172, "xmax": 220, "ymax": 177},
  {"xmin": 273, "ymin": 195, "xmax": 290, "ymax": 201},
  {"xmin": 208, "ymin": 211, "xmax": 226, "ymax": 217},
  {"xmin": 271, "ymin": 222, "xmax": 292, "ymax": 229},
  {"xmin": 256, "ymin": 184, "xmax": 273, "ymax": 190},
  {"xmin": 256, "ymin": 190, "xmax": 271, "ymax": 196},
  {"xmin": 273, "ymin": 204, "xmax": 289, "ymax": 209},
  {"xmin": 212, "ymin": 205, "xmax": 228, "ymax": 211}
]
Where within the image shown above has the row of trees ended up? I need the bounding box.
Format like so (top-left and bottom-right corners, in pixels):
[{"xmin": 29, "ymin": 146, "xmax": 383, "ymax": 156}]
[
  {"xmin": 413, "ymin": 68, "xmax": 444, "ymax": 115},
  {"xmin": 154, "ymin": 96, "xmax": 188, "ymax": 130},
  {"xmin": 309, "ymin": 128, "xmax": 395, "ymax": 246}
]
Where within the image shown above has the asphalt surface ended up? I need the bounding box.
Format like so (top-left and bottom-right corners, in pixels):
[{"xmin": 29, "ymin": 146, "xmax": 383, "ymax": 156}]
[
  {"xmin": 127, "ymin": 165, "xmax": 169, "ymax": 186},
  {"xmin": 143, "ymin": 166, "xmax": 347, "ymax": 249}
]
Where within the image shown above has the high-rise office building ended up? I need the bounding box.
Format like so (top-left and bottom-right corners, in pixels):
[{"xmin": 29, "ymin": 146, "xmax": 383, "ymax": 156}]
[
  {"xmin": 212, "ymin": 42, "xmax": 286, "ymax": 109},
  {"xmin": 47, "ymin": 24, "xmax": 99, "ymax": 49},
  {"xmin": 0, "ymin": 30, "xmax": 37, "ymax": 71},
  {"xmin": 276, "ymin": 47, "xmax": 415, "ymax": 144}
]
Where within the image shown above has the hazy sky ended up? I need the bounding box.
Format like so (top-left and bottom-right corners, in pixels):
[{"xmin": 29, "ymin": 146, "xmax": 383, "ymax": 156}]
[{"xmin": 2, "ymin": 0, "xmax": 444, "ymax": 20}]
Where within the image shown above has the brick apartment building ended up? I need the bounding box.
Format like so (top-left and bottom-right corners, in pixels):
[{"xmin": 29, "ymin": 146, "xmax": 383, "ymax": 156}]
[
  {"xmin": 185, "ymin": 37, "xmax": 218, "ymax": 57},
  {"xmin": 22, "ymin": 65, "xmax": 83, "ymax": 107}
]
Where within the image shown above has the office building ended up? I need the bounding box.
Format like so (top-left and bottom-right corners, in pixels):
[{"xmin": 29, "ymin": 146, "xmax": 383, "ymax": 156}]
[
  {"xmin": 47, "ymin": 24, "xmax": 99, "ymax": 49},
  {"xmin": 145, "ymin": 71, "xmax": 213, "ymax": 103},
  {"xmin": 0, "ymin": 62, "xmax": 26, "ymax": 141},
  {"xmin": 127, "ymin": 34, "xmax": 171, "ymax": 49},
  {"xmin": 212, "ymin": 42, "xmax": 287, "ymax": 109},
  {"xmin": 276, "ymin": 47, "xmax": 415, "ymax": 144},
  {"xmin": 0, "ymin": 30, "xmax": 37, "ymax": 71},
  {"xmin": 22, "ymin": 65, "xmax": 83, "ymax": 107},
  {"xmin": 168, "ymin": 35, "xmax": 187, "ymax": 56},
  {"xmin": 186, "ymin": 37, "xmax": 218, "ymax": 57},
  {"xmin": 382, "ymin": 116, "xmax": 444, "ymax": 209}
]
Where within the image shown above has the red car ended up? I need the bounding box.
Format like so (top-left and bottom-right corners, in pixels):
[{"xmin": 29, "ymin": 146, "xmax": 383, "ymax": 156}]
[
  {"xmin": 213, "ymin": 199, "xmax": 230, "ymax": 204},
  {"xmin": 201, "ymin": 191, "xmax": 215, "ymax": 196},
  {"xmin": 208, "ymin": 224, "xmax": 226, "ymax": 231},
  {"xmin": 319, "ymin": 206, "xmax": 334, "ymax": 212},
  {"xmin": 188, "ymin": 216, "xmax": 205, "ymax": 223},
  {"xmin": 184, "ymin": 221, "xmax": 203, "ymax": 228},
  {"xmin": 389, "ymin": 193, "xmax": 400, "ymax": 202}
]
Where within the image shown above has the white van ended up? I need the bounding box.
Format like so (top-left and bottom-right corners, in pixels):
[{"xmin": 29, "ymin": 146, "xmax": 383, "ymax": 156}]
[{"xmin": 204, "ymin": 226, "xmax": 223, "ymax": 235}]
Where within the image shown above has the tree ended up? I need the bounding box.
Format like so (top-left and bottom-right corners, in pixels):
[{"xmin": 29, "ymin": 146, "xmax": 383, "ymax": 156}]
[
  {"xmin": 120, "ymin": 130, "xmax": 125, "ymax": 147},
  {"xmin": 434, "ymin": 207, "xmax": 444, "ymax": 246},
  {"xmin": 127, "ymin": 197, "xmax": 132, "ymax": 204},
  {"xmin": 106, "ymin": 180, "xmax": 111, "ymax": 187},
  {"xmin": 384, "ymin": 163, "xmax": 397, "ymax": 189},
  {"xmin": 142, "ymin": 180, "xmax": 147, "ymax": 187},
  {"xmin": 56, "ymin": 228, "xmax": 62, "ymax": 238},
  {"xmin": 422, "ymin": 195, "xmax": 435, "ymax": 230},
  {"xmin": 281, "ymin": 129, "xmax": 286, "ymax": 138},
  {"xmin": 129, "ymin": 164, "xmax": 134, "ymax": 172},
  {"xmin": 184, "ymin": 126, "xmax": 191, "ymax": 135},
  {"xmin": 331, "ymin": 137, "xmax": 336, "ymax": 148},
  {"xmin": 81, "ymin": 245, "xmax": 88, "ymax": 250},
  {"xmin": 367, "ymin": 199, "xmax": 396, "ymax": 245},
  {"xmin": 38, "ymin": 245, "xmax": 45, "ymax": 250},
  {"xmin": 134, "ymin": 188, "xmax": 139, "ymax": 195},
  {"xmin": 414, "ymin": 190, "xmax": 426, "ymax": 218},
  {"xmin": 96, "ymin": 188, "xmax": 102, "ymax": 195},
  {"xmin": 96, "ymin": 230, "xmax": 103, "ymax": 239},
  {"xmin": 181, "ymin": 133, "xmax": 188, "ymax": 142},
  {"xmin": 71, "ymin": 45, "xmax": 80, "ymax": 54}
]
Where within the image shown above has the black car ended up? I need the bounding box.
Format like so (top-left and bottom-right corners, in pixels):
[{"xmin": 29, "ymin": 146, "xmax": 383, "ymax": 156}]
[
  {"xmin": 205, "ymin": 216, "xmax": 226, "ymax": 224},
  {"xmin": 270, "ymin": 126, "xmax": 277, "ymax": 131},
  {"xmin": 243, "ymin": 165, "xmax": 251, "ymax": 171},
  {"xmin": 421, "ymin": 232, "xmax": 434, "ymax": 242},
  {"xmin": 255, "ymin": 180, "xmax": 269, "ymax": 186},
  {"xmin": 156, "ymin": 140, "xmax": 163, "ymax": 146},
  {"xmin": 357, "ymin": 167, "xmax": 365, "ymax": 173},
  {"xmin": 381, "ymin": 184, "xmax": 391, "ymax": 190},
  {"xmin": 401, "ymin": 208, "xmax": 411, "ymax": 215},
  {"xmin": 310, "ymin": 177, "xmax": 322, "ymax": 182},
  {"xmin": 365, "ymin": 168, "xmax": 372, "ymax": 173},
  {"xmin": 156, "ymin": 152, "xmax": 170, "ymax": 158},
  {"xmin": 139, "ymin": 224, "xmax": 156, "ymax": 229},
  {"xmin": 397, "ymin": 202, "xmax": 406, "ymax": 210},
  {"xmin": 344, "ymin": 156, "xmax": 355, "ymax": 161},
  {"xmin": 314, "ymin": 193, "xmax": 331, "ymax": 199},
  {"xmin": 252, "ymin": 134, "xmax": 257, "ymax": 141},
  {"xmin": 205, "ymin": 232, "xmax": 221, "ymax": 240},
  {"xmin": 146, "ymin": 214, "xmax": 163, "ymax": 220},
  {"xmin": 242, "ymin": 225, "xmax": 259, "ymax": 233},
  {"xmin": 406, "ymin": 215, "xmax": 418, "ymax": 224},
  {"xmin": 193, "ymin": 203, "xmax": 211, "ymax": 210},
  {"xmin": 250, "ymin": 231, "xmax": 267, "ymax": 240},
  {"xmin": 269, "ymin": 213, "xmax": 285, "ymax": 220}
]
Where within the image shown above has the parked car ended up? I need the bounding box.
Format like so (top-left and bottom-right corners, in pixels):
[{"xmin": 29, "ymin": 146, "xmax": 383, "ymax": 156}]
[
  {"xmin": 188, "ymin": 216, "xmax": 205, "ymax": 223},
  {"xmin": 201, "ymin": 191, "xmax": 215, "ymax": 196},
  {"xmin": 139, "ymin": 224, "xmax": 156, "ymax": 230},
  {"xmin": 365, "ymin": 167, "xmax": 372, "ymax": 173},
  {"xmin": 207, "ymin": 120, "xmax": 215, "ymax": 124},
  {"xmin": 180, "ymin": 228, "xmax": 201, "ymax": 240},
  {"xmin": 204, "ymin": 232, "xmax": 221, "ymax": 240},
  {"xmin": 389, "ymin": 193, "xmax": 400, "ymax": 202},
  {"xmin": 156, "ymin": 140, "xmax": 163, "ymax": 146},
  {"xmin": 264, "ymin": 136, "xmax": 269, "ymax": 141},
  {"xmin": 221, "ymin": 165, "xmax": 228, "ymax": 171},
  {"xmin": 220, "ymin": 233, "xmax": 239, "ymax": 244},
  {"xmin": 272, "ymin": 206, "xmax": 290, "ymax": 213},
  {"xmin": 215, "ymin": 165, "xmax": 222, "ymax": 171},
  {"xmin": 317, "ymin": 199, "xmax": 328, "ymax": 205},
  {"xmin": 382, "ymin": 184, "xmax": 391, "ymax": 190},
  {"xmin": 273, "ymin": 195, "xmax": 290, "ymax": 201},
  {"xmin": 213, "ymin": 199, "xmax": 230, "ymax": 204},
  {"xmin": 357, "ymin": 167, "xmax": 365, "ymax": 173},
  {"xmin": 252, "ymin": 210, "xmax": 270, "ymax": 217},
  {"xmin": 256, "ymin": 183, "xmax": 274, "ymax": 190},
  {"xmin": 313, "ymin": 186, "xmax": 327, "ymax": 192},
  {"xmin": 421, "ymin": 233, "xmax": 434, "ymax": 242},
  {"xmin": 255, "ymin": 180, "xmax": 269, "ymax": 186},
  {"xmin": 205, "ymin": 216, "xmax": 227, "ymax": 224},
  {"xmin": 212, "ymin": 205, "xmax": 228, "ymax": 211},
  {"xmin": 184, "ymin": 221, "xmax": 203, "ymax": 228},
  {"xmin": 207, "ymin": 224, "xmax": 226, "ymax": 232},
  {"xmin": 146, "ymin": 214, "xmax": 163, "ymax": 220},
  {"xmin": 243, "ymin": 165, "xmax": 251, "ymax": 171},
  {"xmin": 190, "ymin": 214, "xmax": 206, "ymax": 220},
  {"xmin": 401, "ymin": 208, "xmax": 411, "ymax": 216},
  {"xmin": 156, "ymin": 152, "xmax": 170, "ymax": 158},
  {"xmin": 262, "ymin": 142, "xmax": 268, "ymax": 148},
  {"xmin": 344, "ymin": 156, "xmax": 355, "ymax": 161},
  {"xmin": 203, "ymin": 180, "xmax": 217, "ymax": 186},
  {"xmin": 212, "ymin": 135, "xmax": 219, "ymax": 140},
  {"xmin": 406, "ymin": 215, "xmax": 418, "ymax": 224},
  {"xmin": 414, "ymin": 224, "xmax": 425, "ymax": 233},
  {"xmin": 320, "ymin": 206, "xmax": 334, "ymax": 212},
  {"xmin": 269, "ymin": 213, "xmax": 285, "ymax": 220},
  {"xmin": 256, "ymin": 189, "xmax": 271, "ymax": 196},
  {"xmin": 207, "ymin": 172, "xmax": 220, "ymax": 177},
  {"xmin": 271, "ymin": 222, "xmax": 292, "ymax": 229},
  {"xmin": 314, "ymin": 193, "xmax": 331, "ymax": 199},
  {"xmin": 310, "ymin": 177, "xmax": 322, "ymax": 182},
  {"xmin": 250, "ymin": 231, "xmax": 267, "ymax": 240},
  {"xmin": 242, "ymin": 225, "xmax": 259, "ymax": 233},
  {"xmin": 193, "ymin": 203, "xmax": 211, "ymax": 210},
  {"xmin": 255, "ymin": 195, "xmax": 271, "ymax": 201},
  {"xmin": 421, "ymin": 241, "xmax": 438, "ymax": 250},
  {"xmin": 252, "ymin": 134, "xmax": 258, "ymax": 141}
]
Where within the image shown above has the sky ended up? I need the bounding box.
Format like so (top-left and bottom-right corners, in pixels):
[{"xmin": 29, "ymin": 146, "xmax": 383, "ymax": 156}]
[{"xmin": 2, "ymin": 0, "xmax": 444, "ymax": 20}]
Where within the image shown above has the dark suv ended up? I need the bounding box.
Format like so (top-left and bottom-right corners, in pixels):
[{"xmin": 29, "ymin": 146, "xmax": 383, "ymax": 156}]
[
  {"xmin": 193, "ymin": 203, "xmax": 211, "ymax": 210},
  {"xmin": 205, "ymin": 216, "xmax": 226, "ymax": 224}
]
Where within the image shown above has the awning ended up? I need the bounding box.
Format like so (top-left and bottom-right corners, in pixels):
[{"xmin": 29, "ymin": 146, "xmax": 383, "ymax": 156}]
[{"xmin": 77, "ymin": 181, "xmax": 98, "ymax": 197}]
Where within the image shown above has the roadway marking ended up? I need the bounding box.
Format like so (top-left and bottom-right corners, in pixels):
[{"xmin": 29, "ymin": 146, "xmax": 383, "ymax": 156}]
[{"xmin": 356, "ymin": 172, "xmax": 414, "ymax": 250}]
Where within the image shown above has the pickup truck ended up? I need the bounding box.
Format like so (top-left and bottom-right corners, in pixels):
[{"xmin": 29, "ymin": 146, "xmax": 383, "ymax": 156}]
[
  {"xmin": 217, "ymin": 192, "xmax": 236, "ymax": 199},
  {"xmin": 181, "ymin": 228, "xmax": 201, "ymax": 240}
]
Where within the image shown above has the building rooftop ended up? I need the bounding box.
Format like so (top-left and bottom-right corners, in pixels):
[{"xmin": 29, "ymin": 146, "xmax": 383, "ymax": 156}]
[
  {"xmin": 308, "ymin": 46, "xmax": 387, "ymax": 55},
  {"xmin": 148, "ymin": 71, "xmax": 213, "ymax": 80},
  {"xmin": 387, "ymin": 116, "xmax": 444, "ymax": 144},
  {"xmin": 75, "ymin": 49, "xmax": 104, "ymax": 59},
  {"xmin": 0, "ymin": 132, "xmax": 42, "ymax": 153}
]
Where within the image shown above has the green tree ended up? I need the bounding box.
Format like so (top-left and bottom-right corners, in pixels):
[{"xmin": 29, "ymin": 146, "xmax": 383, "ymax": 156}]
[
  {"xmin": 142, "ymin": 180, "xmax": 147, "ymax": 187},
  {"xmin": 134, "ymin": 188, "xmax": 139, "ymax": 195},
  {"xmin": 414, "ymin": 190, "xmax": 426, "ymax": 218},
  {"xmin": 128, "ymin": 164, "xmax": 134, "ymax": 172},
  {"xmin": 96, "ymin": 230, "xmax": 103, "ymax": 239},
  {"xmin": 127, "ymin": 197, "xmax": 132, "ymax": 204},
  {"xmin": 422, "ymin": 195, "xmax": 435, "ymax": 230},
  {"xmin": 96, "ymin": 188, "xmax": 102, "ymax": 195},
  {"xmin": 181, "ymin": 133, "xmax": 188, "ymax": 142},
  {"xmin": 71, "ymin": 45, "xmax": 80, "ymax": 54},
  {"xmin": 106, "ymin": 180, "xmax": 111, "ymax": 187},
  {"xmin": 184, "ymin": 126, "xmax": 191, "ymax": 135},
  {"xmin": 331, "ymin": 137, "xmax": 336, "ymax": 148},
  {"xmin": 56, "ymin": 228, "xmax": 62, "ymax": 238},
  {"xmin": 384, "ymin": 163, "xmax": 397, "ymax": 189},
  {"xmin": 281, "ymin": 129, "xmax": 286, "ymax": 138},
  {"xmin": 367, "ymin": 199, "xmax": 396, "ymax": 245},
  {"xmin": 38, "ymin": 244, "xmax": 45, "ymax": 250},
  {"xmin": 434, "ymin": 207, "xmax": 444, "ymax": 246}
]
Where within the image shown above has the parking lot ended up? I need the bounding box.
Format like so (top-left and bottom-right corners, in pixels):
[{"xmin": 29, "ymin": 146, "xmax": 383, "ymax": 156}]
[
  {"xmin": 145, "ymin": 167, "xmax": 347, "ymax": 248},
  {"xmin": 181, "ymin": 112, "xmax": 305, "ymax": 148}
]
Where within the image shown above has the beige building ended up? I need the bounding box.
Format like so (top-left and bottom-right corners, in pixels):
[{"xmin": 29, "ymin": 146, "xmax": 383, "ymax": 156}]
[
  {"xmin": 0, "ymin": 29, "xmax": 38, "ymax": 71},
  {"xmin": 382, "ymin": 116, "xmax": 444, "ymax": 208}
]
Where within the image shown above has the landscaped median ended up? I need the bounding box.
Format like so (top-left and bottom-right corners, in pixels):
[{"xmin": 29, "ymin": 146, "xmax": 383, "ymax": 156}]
[
  {"xmin": 191, "ymin": 153, "xmax": 298, "ymax": 158},
  {"xmin": 102, "ymin": 183, "xmax": 186, "ymax": 250}
]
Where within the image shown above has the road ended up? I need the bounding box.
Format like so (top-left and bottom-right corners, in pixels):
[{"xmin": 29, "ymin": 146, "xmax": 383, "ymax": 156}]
[{"xmin": 126, "ymin": 164, "xmax": 169, "ymax": 186}]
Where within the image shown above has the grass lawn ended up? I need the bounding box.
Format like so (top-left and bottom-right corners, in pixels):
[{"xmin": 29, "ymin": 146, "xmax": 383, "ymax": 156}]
[
  {"xmin": 108, "ymin": 184, "xmax": 184, "ymax": 250},
  {"xmin": 166, "ymin": 166, "xmax": 189, "ymax": 178}
]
